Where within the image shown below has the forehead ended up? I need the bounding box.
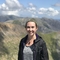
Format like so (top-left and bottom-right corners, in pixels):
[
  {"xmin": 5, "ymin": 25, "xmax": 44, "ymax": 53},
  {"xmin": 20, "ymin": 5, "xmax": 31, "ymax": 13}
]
[{"xmin": 27, "ymin": 22, "xmax": 36, "ymax": 26}]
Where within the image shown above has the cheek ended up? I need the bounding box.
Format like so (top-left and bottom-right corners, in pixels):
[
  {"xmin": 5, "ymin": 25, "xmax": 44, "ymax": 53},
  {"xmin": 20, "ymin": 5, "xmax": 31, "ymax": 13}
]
[
  {"xmin": 33, "ymin": 28, "xmax": 37, "ymax": 32},
  {"xmin": 26, "ymin": 28, "xmax": 29, "ymax": 31},
  {"xmin": 34, "ymin": 27, "xmax": 37, "ymax": 30},
  {"xmin": 34, "ymin": 30, "xmax": 37, "ymax": 32}
]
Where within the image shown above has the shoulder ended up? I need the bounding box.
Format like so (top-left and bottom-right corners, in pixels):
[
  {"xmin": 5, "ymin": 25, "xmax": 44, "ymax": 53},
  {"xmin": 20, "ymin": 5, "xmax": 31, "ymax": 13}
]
[
  {"xmin": 36, "ymin": 34, "xmax": 44, "ymax": 42},
  {"xmin": 20, "ymin": 35, "xmax": 28, "ymax": 43},
  {"xmin": 19, "ymin": 35, "xmax": 28, "ymax": 47},
  {"xmin": 36, "ymin": 34, "xmax": 45, "ymax": 45}
]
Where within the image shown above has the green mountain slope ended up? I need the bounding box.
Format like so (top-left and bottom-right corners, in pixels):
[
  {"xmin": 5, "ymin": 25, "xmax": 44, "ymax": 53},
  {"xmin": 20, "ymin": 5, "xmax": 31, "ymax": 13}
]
[
  {"xmin": 38, "ymin": 32, "xmax": 60, "ymax": 60},
  {"xmin": 0, "ymin": 18, "xmax": 60, "ymax": 60}
]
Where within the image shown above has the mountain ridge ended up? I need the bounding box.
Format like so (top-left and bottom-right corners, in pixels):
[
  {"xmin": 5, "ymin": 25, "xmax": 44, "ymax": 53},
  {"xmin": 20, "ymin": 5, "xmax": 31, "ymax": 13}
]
[
  {"xmin": 0, "ymin": 16, "xmax": 60, "ymax": 60},
  {"xmin": 0, "ymin": 15, "xmax": 60, "ymax": 33}
]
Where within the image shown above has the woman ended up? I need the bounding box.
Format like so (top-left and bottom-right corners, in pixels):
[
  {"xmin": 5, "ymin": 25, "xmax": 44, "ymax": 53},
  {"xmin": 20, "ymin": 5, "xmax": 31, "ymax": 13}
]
[{"xmin": 18, "ymin": 19, "xmax": 49, "ymax": 60}]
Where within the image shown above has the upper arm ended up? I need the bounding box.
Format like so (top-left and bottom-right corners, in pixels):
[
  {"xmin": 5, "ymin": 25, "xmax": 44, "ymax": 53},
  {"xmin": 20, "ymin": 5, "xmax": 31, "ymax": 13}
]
[{"xmin": 41, "ymin": 42, "xmax": 49, "ymax": 60}]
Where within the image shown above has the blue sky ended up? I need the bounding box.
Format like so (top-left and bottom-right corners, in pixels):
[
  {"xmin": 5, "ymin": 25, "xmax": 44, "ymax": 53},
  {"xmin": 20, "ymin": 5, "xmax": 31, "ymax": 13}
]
[{"xmin": 0, "ymin": 0, "xmax": 60, "ymax": 19}]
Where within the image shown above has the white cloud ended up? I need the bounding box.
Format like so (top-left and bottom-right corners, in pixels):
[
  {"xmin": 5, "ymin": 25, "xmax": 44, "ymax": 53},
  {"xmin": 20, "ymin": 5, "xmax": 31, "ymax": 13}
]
[
  {"xmin": 30, "ymin": 7, "xmax": 36, "ymax": 11},
  {"xmin": 0, "ymin": 0, "xmax": 23, "ymax": 16},
  {"xmin": 38, "ymin": 8, "xmax": 47, "ymax": 14},
  {"xmin": 0, "ymin": 0, "xmax": 60, "ymax": 18},
  {"xmin": 27, "ymin": 3, "xmax": 37, "ymax": 15},
  {"xmin": 0, "ymin": 3, "xmax": 8, "ymax": 10},
  {"xmin": 5, "ymin": 0, "xmax": 23, "ymax": 10},
  {"xmin": 29, "ymin": 3, "xmax": 33, "ymax": 6},
  {"xmin": 39, "ymin": 8, "xmax": 47, "ymax": 11},
  {"xmin": 32, "ymin": 14, "xmax": 38, "ymax": 18},
  {"xmin": 48, "ymin": 8, "xmax": 59, "ymax": 16},
  {"xmin": 38, "ymin": 7, "xmax": 59, "ymax": 16},
  {"xmin": 1, "ymin": 10, "xmax": 19, "ymax": 16},
  {"xmin": 28, "ymin": 3, "xmax": 36, "ymax": 11}
]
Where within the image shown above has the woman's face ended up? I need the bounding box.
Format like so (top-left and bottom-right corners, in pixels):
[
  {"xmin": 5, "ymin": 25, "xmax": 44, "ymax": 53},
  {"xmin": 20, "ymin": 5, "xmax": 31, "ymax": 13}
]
[{"xmin": 26, "ymin": 22, "xmax": 38, "ymax": 36}]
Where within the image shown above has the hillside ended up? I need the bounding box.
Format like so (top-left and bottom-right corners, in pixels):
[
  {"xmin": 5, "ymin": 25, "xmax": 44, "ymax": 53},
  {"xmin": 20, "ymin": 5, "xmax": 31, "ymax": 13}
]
[
  {"xmin": 11, "ymin": 17, "xmax": 60, "ymax": 33},
  {"xmin": 0, "ymin": 22, "xmax": 60, "ymax": 60},
  {"xmin": 0, "ymin": 15, "xmax": 60, "ymax": 33},
  {"xmin": 0, "ymin": 15, "xmax": 20, "ymax": 22},
  {"xmin": 38, "ymin": 32, "xmax": 60, "ymax": 60},
  {"xmin": 0, "ymin": 22, "xmax": 26, "ymax": 60},
  {"xmin": 0, "ymin": 15, "xmax": 60, "ymax": 60}
]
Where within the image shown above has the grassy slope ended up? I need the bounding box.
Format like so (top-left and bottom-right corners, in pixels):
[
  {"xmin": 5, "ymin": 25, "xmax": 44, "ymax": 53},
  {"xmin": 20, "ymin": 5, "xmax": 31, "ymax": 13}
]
[
  {"xmin": 0, "ymin": 22, "xmax": 60, "ymax": 60},
  {"xmin": 0, "ymin": 23, "xmax": 26, "ymax": 60},
  {"xmin": 38, "ymin": 32, "xmax": 60, "ymax": 60}
]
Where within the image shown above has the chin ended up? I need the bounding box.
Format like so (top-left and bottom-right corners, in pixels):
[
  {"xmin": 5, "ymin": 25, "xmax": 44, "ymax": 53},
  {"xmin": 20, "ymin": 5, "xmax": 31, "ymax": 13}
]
[{"xmin": 29, "ymin": 33, "xmax": 34, "ymax": 36}]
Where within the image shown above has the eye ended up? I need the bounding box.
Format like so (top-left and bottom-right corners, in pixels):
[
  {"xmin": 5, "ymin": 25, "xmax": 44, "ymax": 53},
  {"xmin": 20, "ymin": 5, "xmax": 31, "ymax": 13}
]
[{"xmin": 31, "ymin": 26, "xmax": 34, "ymax": 28}]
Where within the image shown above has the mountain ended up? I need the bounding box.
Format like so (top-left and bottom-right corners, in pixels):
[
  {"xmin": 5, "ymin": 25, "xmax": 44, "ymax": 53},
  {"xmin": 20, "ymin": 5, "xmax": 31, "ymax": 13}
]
[
  {"xmin": 42, "ymin": 17, "xmax": 60, "ymax": 29},
  {"xmin": 0, "ymin": 15, "xmax": 60, "ymax": 33},
  {"xmin": 11, "ymin": 17, "xmax": 60, "ymax": 33},
  {"xmin": 0, "ymin": 15, "xmax": 20, "ymax": 22},
  {"xmin": 0, "ymin": 22, "xmax": 60, "ymax": 60},
  {"xmin": 0, "ymin": 16, "xmax": 60, "ymax": 60},
  {"xmin": 0, "ymin": 22, "xmax": 27, "ymax": 60}
]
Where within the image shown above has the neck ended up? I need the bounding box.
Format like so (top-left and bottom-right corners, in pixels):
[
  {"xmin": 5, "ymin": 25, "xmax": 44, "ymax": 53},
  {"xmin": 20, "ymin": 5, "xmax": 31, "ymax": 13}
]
[
  {"xmin": 26, "ymin": 34, "xmax": 36, "ymax": 46},
  {"xmin": 28, "ymin": 34, "xmax": 36, "ymax": 41}
]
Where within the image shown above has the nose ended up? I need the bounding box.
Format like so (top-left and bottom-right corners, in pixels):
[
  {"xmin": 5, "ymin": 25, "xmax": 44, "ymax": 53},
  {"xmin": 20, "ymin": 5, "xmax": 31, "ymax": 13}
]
[{"xmin": 29, "ymin": 27, "xmax": 32, "ymax": 31}]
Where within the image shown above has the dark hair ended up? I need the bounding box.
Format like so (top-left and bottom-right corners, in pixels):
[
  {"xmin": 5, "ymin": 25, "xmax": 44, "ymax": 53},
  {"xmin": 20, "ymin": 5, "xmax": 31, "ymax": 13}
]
[{"xmin": 25, "ymin": 18, "xmax": 38, "ymax": 28}]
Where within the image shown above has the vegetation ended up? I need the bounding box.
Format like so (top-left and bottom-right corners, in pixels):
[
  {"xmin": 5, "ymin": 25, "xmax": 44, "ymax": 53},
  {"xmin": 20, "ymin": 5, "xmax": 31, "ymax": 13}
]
[
  {"xmin": 0, "ymin": 17, "xmax": 60, "ymax": 60},
  {"xmin": 0, "ymin": 29, "xmax": 60, "ymax": 60},
  {"xmin": 38, "ymin": 32, "xmax": 60, "ymax": 60},
  {"xmin": 12, "ymin": 20, "xmax": 21, "ymax": 25}
]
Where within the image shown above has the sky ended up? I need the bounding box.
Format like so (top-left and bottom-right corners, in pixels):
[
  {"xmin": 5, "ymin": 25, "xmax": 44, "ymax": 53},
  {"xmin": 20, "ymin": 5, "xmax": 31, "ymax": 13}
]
[{"xmin": 0, "ymin": 0, "xmax": 60, "ymax": 19}]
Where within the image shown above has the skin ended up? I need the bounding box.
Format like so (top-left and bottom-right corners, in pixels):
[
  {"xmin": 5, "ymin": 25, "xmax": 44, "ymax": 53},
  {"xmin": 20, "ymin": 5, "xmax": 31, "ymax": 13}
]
[{"xmin": 25, "ymin": 21, "xmax": 38, "ymax": 46}]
